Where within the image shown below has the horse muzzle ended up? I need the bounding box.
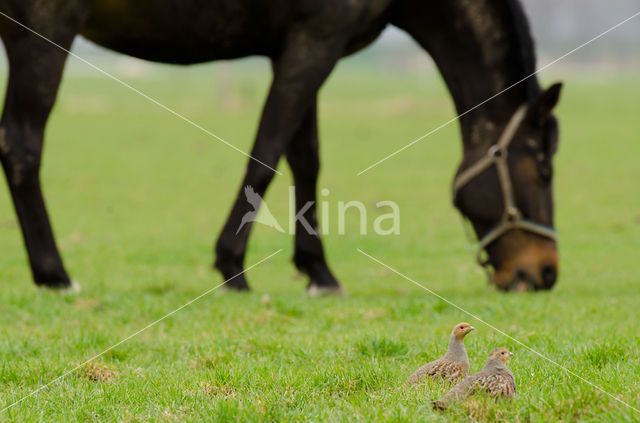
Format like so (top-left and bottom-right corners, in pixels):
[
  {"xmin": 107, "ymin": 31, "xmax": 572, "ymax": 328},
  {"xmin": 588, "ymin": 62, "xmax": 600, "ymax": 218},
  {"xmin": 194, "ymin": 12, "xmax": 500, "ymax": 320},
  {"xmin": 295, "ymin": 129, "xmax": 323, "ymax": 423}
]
[{"xmin": 489, "ymin": 240, "xmax": 558, "ymax": 291}]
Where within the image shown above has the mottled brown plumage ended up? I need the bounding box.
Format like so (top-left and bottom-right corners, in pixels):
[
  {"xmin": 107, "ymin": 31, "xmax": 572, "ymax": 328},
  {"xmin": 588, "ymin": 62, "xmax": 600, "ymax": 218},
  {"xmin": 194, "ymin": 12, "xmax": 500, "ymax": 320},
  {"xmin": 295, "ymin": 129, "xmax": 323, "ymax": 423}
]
[
  {"xmin": 432, "ymin": 347, "xmax": 516, "ymax": 410},
  {"xmin": 407, "ymin": 322, "xmax": 475, "ymax": 385}
]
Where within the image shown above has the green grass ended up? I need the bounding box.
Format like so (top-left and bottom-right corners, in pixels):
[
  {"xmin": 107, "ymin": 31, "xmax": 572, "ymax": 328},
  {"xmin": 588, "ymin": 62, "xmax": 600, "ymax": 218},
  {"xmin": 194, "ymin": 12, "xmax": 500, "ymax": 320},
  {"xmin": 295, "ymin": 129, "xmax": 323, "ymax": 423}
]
[{"xmin": 0, "ymin": 58, "xmax": 639, "ymax": 422}]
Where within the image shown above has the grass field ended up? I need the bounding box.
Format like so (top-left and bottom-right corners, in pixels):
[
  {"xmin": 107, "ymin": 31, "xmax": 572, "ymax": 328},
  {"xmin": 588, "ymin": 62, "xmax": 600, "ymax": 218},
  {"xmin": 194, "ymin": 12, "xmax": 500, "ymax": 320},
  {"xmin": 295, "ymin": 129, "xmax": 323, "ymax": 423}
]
[{"xmin": 0, "ymin": 56, "xmax": 639, "ymax": 422}]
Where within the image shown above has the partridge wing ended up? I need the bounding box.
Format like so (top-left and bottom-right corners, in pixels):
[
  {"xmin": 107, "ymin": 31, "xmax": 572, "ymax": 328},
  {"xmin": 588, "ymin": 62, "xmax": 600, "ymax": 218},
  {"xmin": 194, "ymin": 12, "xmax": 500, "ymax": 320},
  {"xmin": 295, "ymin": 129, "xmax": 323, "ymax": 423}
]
[
  {"xmin": 437, "ymin": 361, "xmax": 466, "ymax": 383},
  {"xmin": 477, "ymin": 373, "xmax": 516, "ymax": 398},
  {"xmin": 406, "ymin": 359, "xmax": 439, "ymax": 384}
]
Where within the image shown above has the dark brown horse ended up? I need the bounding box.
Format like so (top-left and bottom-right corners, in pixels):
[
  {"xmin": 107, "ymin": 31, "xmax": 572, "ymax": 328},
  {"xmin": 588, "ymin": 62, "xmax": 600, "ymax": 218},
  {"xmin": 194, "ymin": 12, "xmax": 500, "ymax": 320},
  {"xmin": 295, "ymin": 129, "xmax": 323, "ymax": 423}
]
[{"xmin": 0, "ymin": 0, "xmax": 562, "ymax": 293}]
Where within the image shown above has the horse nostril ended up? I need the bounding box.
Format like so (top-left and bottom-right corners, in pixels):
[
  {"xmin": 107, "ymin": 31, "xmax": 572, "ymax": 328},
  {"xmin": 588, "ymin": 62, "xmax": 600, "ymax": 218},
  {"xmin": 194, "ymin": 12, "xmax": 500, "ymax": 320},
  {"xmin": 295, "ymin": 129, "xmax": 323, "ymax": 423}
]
[
  {"xmin": 511, "ymin": 269, "xmax": 532, "ymax": 292},
  {"xmin": 541, "ymin": 265, "xmax": 557, "ymax": 288}
]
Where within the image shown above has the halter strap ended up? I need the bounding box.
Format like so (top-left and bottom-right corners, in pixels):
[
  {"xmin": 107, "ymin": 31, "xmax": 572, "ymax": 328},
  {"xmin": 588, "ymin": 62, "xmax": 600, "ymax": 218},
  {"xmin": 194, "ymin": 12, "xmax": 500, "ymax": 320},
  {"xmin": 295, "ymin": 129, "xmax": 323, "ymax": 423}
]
[
  {"xmin": 453, "ymin": 104, "xmax": 557, "ymax": 267},
  {"xmin": 453, "ymin": 104, "xmax": 528, "ymax": 193}
]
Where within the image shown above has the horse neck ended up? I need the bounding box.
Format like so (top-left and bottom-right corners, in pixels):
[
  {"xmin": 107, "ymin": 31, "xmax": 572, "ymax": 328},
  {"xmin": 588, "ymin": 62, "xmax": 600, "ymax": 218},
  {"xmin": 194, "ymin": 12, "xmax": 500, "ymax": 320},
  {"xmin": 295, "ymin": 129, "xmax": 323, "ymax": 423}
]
[{"xmin": 392, "ymin": 0, "xmax": 542, "ymax": 155}]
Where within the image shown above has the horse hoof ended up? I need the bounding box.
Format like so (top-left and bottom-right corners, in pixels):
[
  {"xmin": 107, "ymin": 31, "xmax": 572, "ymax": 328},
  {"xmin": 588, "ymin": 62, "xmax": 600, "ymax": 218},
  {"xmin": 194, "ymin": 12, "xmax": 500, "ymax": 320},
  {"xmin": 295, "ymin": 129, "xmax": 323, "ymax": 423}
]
[
  {"xmin": 69, "ymin": 280, "xmax": 82, "ymax": 293},
  {"xmin": 220, "ymin": 281, "xmax": 251, "ymax": 292},
  {"xmin": 60, "ymin": 280, "xmax": 81, "ymax": 294},
  {"xmin": 306, "ymin": 283, "xmax": 346, "ymax": 297},
  {"xmin": 38, "ymin": 280, "xmax": 81, "ymax": 293}
]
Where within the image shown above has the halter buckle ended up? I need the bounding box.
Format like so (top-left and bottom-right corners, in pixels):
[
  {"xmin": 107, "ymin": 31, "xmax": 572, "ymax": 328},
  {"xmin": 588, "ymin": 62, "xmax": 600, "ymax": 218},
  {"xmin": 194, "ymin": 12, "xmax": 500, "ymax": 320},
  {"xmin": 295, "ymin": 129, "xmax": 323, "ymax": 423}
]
[
  {"xmin": 505, "ymin": 207, "xmax": 521, "ymax": 223},
  {"xmin": 487, "ymin": 144, "xmax": 505, "ymax": 158}
]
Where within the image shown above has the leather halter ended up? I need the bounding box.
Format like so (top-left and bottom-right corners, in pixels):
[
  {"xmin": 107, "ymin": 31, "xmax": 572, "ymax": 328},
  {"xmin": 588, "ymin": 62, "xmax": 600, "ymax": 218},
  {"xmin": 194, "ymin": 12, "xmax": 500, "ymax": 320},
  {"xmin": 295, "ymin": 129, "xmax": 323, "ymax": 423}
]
[{"xmin": 453, "ymin": 104, "xmax": 556, "ymax": 267}]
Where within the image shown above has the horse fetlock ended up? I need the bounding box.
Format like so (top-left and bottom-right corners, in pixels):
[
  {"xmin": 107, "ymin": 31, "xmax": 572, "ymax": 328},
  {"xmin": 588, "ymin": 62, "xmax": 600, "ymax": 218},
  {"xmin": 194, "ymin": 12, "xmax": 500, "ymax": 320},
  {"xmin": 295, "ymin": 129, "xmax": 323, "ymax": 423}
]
[{"xmin": 306, "ymin": 282, "xmax": 345, "ymax": 297}]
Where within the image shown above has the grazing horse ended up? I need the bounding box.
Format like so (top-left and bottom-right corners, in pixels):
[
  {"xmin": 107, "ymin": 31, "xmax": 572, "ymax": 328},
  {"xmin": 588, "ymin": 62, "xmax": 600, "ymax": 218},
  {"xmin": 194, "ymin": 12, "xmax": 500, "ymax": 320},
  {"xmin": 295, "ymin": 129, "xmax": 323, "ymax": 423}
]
[{"xmin": 0, "ymin": 0, "xmax": 562, "ymax": 293}]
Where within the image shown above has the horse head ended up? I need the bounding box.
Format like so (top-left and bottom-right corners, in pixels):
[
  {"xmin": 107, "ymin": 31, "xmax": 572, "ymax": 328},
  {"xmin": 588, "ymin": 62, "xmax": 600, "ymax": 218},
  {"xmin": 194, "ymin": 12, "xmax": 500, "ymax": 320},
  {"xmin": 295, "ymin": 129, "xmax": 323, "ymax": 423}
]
[{"xmin": 454, "ymin": 83, "xmax": 563, "ymax": 291}]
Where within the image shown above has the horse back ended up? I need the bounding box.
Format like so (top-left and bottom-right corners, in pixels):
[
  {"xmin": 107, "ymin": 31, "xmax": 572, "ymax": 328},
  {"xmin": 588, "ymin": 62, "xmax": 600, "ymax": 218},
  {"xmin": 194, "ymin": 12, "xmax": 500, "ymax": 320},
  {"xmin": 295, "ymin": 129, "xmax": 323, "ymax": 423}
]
[{"xmin": 80, "ymin": 0, "xmax": 390, "ymax": 64}]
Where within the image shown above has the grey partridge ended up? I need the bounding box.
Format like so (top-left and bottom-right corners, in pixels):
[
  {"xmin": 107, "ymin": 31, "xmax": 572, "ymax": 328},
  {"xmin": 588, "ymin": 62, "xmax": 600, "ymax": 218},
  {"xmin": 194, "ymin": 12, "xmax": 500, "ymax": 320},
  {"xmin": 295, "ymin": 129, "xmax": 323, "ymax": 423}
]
[
  {"xmin": 406, "ymin": 322, "xmax": 475, "ymax": 385},
  {"xmin": 432, "ymin": 347, "xmax": 516, "ymax": 410}
]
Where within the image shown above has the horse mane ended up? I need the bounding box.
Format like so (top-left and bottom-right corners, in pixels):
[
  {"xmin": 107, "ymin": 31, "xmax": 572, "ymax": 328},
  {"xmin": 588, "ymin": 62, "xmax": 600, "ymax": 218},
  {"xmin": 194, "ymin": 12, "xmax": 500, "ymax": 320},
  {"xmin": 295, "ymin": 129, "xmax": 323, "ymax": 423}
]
[
  {"xmin": 501, "ymin": 0, "xmax": 542, "ymax": 99},
  {"xmin": 435, "ymin": 0, "xmax": 544, "ymax": 117},
  {"xmin": 455, "ymin": 0, "xmax": 541, "ymax": 98}
]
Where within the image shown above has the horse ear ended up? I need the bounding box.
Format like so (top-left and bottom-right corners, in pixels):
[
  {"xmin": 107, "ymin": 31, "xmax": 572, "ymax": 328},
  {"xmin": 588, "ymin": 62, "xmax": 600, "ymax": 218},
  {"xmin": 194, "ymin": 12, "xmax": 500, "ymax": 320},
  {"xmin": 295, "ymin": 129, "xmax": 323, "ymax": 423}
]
[{"xmin": 532, "ymin": 82, "xmax": 563, "ymax": 124}]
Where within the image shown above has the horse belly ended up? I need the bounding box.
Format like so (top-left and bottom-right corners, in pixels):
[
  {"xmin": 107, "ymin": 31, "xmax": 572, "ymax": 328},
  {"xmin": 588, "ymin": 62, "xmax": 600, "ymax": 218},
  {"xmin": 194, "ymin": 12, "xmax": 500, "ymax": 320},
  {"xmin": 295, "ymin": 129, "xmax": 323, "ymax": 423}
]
[{"xmin": 80, "ymin": 0, "xmax": 288, "ymax": 64}]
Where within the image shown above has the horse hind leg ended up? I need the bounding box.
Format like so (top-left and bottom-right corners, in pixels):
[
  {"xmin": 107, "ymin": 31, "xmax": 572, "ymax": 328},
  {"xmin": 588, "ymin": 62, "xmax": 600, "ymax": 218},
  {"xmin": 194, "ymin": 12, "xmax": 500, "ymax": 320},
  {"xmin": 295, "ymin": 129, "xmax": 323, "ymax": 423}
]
[
  {"xmin": 214, "ymin": 30, "xmax": 345, "ymax": 291},
  {"xmin": 0, "ymin": 6, "xmax": 86, "ymax": 288},
  {"xmin": 285, "ymin": 100, "xmax": 343, "ymax": 295}
]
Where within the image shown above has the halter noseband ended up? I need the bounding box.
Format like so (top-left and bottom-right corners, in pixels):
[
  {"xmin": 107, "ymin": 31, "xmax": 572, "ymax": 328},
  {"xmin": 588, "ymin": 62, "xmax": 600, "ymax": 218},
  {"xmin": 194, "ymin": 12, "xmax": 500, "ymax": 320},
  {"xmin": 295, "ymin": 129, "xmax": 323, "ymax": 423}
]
[{"xmin": 453, "ymin": 104, "xmax": 557, "ymax": 267}]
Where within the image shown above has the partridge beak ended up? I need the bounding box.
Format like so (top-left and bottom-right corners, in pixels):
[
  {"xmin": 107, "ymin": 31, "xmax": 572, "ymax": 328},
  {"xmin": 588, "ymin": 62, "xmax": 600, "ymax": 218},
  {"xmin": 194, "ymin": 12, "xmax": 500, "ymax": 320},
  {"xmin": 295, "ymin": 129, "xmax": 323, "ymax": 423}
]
[
  {"xmin": 468, "ymin": 326, "xmax": 475, "ymax": 332},
  {"xmin": 509, "ymin": 352, "xmax": 514, "ymax": 356}
]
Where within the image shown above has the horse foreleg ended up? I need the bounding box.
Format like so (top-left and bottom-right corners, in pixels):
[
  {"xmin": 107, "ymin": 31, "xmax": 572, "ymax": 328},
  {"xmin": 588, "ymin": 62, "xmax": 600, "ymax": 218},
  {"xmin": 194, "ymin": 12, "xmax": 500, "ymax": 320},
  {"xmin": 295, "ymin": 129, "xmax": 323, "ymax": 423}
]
[
  {"xmin": 285, "ymin": 100, "xmax": 342, "ymax": 295},
  {"xmin": 214, "ymin": 30, "xmax": 345, "ymax": 290},
  {"xmin": 0, "ymin": 7, "xmax": 86, "ymax": 288}
]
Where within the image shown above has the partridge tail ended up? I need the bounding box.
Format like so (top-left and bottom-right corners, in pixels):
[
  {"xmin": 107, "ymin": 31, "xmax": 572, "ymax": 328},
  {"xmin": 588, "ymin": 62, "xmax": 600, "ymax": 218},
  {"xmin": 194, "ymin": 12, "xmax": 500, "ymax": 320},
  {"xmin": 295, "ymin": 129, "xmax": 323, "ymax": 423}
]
[
  {"xmin": 432, "ymin": 374, "xmax": 477, "ymax": 411},
  {"xmin": 406, "ymin": 364, "xmax": 429, "ymax": 385}
]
